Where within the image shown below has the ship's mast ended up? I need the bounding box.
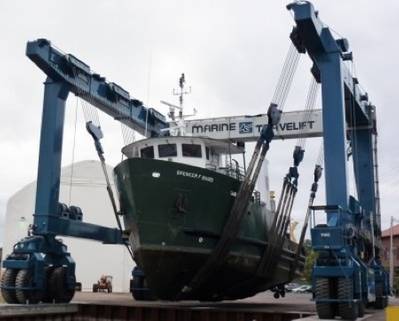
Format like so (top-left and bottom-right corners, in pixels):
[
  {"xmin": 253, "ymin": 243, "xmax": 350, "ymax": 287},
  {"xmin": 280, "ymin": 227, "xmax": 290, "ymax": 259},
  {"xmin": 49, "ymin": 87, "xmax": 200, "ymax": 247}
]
[
  {"xmin": 161, "ymin": 73, "xmax": 195, "ymax": 136},
  {"xmin": 173, "ymin": 73, "xmax": 191, "ymax": 121}
]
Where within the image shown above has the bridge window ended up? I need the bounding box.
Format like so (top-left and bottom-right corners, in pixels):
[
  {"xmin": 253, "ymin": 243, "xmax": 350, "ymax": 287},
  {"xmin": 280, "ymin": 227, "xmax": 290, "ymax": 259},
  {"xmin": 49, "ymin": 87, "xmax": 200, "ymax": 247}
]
[
  {"xmin": 206, "ymin": 147, "xmax": 210, "ymax": 160},
  {"xmin": 158, "ymin": 144, "xmax": 177, "ymax": 157},
  {"xmin": 140, "ymin": 146, "xmax": 154, "ymax": 159},
  {"xmin": 182, "ymin": 144, "xmax": 202, "ymax": 158}
]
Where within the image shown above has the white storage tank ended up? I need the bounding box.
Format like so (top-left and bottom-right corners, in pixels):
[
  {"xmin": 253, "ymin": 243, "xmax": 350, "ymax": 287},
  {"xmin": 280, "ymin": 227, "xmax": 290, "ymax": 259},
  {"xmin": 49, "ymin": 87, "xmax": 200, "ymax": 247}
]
[{"xmin": 2, "ymin": 160, "xmax": 134, "ymax": 292}]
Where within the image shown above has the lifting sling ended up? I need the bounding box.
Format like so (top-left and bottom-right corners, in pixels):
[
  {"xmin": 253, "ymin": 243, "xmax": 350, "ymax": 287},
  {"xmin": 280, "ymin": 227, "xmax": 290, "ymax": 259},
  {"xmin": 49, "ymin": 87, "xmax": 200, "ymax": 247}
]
[{"xmin": 177, "ymin": 44, "xmax": 301, "ymax": 298}]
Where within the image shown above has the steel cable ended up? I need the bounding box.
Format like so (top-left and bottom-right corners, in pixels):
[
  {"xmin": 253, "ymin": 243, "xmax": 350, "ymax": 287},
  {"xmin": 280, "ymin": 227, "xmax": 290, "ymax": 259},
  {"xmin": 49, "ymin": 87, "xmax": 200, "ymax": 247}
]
[
  {"xmin": 176, "ymin": 43, "xmax": 301, "ymax": 299},
  {"xmin": 272, "ymin": 44, "xmax": 301, "ymax": 109},
  {"xmin": 259, "ymin": 76, "xmax": 319, "ymax": 276},
  {"xmin": 79, "ymin": 97, "xmax": 135, "ymax": 261},
  {"xmin": 67, "ymin": 98, "xmax": 79, "ymax": 206}
]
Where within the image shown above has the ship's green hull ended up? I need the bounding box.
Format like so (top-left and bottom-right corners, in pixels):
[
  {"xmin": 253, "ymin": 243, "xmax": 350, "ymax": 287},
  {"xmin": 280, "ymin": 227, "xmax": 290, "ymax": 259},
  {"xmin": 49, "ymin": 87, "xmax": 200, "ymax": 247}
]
[{"xmin": 114, "ymin": 158, "xmax": 303, "ymax": 300}]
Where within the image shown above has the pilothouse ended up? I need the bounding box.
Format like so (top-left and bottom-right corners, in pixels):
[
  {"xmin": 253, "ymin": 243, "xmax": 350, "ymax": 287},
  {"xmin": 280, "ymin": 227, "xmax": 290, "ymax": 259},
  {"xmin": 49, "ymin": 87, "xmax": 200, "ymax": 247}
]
[{"xmin": 122, "ymin": 136, "xmax": 245, "ymax": 180}]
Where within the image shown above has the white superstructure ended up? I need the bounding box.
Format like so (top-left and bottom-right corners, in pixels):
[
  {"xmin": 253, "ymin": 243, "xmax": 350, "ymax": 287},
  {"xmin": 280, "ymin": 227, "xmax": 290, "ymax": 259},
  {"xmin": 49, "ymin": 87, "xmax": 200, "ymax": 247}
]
[{"xmin": 122, "ymin": 136, "xmax": 244, "ymax": 175}]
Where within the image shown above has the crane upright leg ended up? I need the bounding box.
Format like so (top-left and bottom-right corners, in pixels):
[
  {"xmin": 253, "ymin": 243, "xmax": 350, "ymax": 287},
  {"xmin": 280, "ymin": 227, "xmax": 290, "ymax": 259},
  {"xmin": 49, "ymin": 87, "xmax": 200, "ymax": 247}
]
[
  {"xmin": 1, "ymin": 78, "xmax": 77, "ymax": 303},
  {"xmin": 287, "ymin": 2, "xmax": 390, "ymax": 320}
]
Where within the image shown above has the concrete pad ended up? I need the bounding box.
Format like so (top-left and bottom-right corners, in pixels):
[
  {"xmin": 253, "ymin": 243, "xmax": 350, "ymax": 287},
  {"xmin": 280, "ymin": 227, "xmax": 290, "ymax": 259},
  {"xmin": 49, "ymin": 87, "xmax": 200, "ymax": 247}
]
[{"xmin": 0, "ymin": 303, "xmax": 78, "ymax": 316}]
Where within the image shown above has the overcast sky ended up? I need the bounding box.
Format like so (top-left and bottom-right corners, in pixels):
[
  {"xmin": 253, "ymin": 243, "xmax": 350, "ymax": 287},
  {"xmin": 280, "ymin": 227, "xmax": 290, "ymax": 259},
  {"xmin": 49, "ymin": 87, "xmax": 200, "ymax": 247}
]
[{"xmin": 0, "ymin": 0, "xmax": 398, "ymax": 246}]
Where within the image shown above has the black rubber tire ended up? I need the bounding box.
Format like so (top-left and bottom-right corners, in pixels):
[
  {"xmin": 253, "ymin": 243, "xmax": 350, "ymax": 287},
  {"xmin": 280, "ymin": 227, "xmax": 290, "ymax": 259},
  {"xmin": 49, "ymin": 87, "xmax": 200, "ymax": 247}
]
[
  {"xmin": 358, "ymin": 301, "xmax": 365, "ymax": 317},
  {"xmin": 42, "ymin": 266, "xmax": 54, "ymax": 303},
  {"xmin": 1, "ymin": 269, "xmax": 19, "ymax": 303},
  {"xmin": 374, "ymin": 297, "xmax": 383, "ymax": 309},
  {"xmin": 374, "ymin": 283, "xmax": 384, "ymax": 309},
  {"xmin": 383, "ymin": 296, "xmax": 389, "ymax": 308},
  {"xmin": 315, "ymin": 278, "xmax": 335, "ymax": 319},
  {"xmin": 15, "ymin": 269, "xmax": 42, "ymax": 304},
  {"xmin": 92, "ymin": 284, "xmax": 98, "ymax": 293},
  {"xmin": 273, "ymin": 291, "xmax": 280, "ymax": 299},
  {"xmin": 131, "ymin": 275, "xmax": 144, "ymax": 300},
  {"xmin": 108, "ymin": 286, "xmax": 112, "ymax": 293},
  {"xmin": 48, "ymin": 267, "xmax": 75, "ymax": 303},
  {"xmin": 376, "ymin": 296, "xmax": 389, "ymax": 309},
  {"xmin": 338, "ymin": 278, "xmax": 358, "ymax": 321},
  {"xmin": 75, "ymin": 282, "xmax": 82, "ymax": 292}
]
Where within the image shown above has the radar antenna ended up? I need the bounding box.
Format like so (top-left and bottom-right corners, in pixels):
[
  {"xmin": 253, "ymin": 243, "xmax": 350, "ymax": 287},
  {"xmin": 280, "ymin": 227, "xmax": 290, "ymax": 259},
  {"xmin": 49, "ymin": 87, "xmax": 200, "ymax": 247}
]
[{"xmin": 161, "ymin": 73, "xmax": 197, "ymax": 136}]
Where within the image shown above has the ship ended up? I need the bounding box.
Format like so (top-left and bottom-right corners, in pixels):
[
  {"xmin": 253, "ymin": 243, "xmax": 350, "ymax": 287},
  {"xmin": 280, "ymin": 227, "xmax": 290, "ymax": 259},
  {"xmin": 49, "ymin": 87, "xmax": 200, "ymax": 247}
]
[
  {"xmin": 114, "ymin": 137, "xmax": 305, "ymax": 301},
  {"xmin": 113, "ymin": 74, "xmax": 305, "ymax": 301}
]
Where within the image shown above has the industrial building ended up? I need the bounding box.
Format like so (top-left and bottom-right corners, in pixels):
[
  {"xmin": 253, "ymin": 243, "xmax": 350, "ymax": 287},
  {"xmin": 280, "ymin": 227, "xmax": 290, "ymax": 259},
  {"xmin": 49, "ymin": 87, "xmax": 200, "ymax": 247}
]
[
  {"xmin": 381, "ymin": 225, "xmax": 399, "ymax": 267},
  {"xmin": 381, "ymin": 224, "xmax": 399, "ymax": 290}
]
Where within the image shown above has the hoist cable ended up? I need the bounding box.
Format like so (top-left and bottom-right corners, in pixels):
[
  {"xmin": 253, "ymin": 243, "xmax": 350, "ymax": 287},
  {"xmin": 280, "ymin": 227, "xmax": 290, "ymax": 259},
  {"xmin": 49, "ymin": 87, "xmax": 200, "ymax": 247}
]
[
  {"xmin": 272, "ymin": 44, "xmax": 301, "ymax": 110},
  {"xmin": 272, "ymin": 181, "xmax": 290, "ymax": 229},
  {"xmin": 274, "ymin": 181, "xmax": 292, "ymax": 237},
  {"xmin": 289, "ymin": 146, "xmax": 323, "ymax": 278},
  {"xmin": 283, "ymin": 189, "xmax": 297, "ymax": 235},
  {"xmin": 260, "ymin": 183, "xmax": 297, "ymax": 275},
  {"xmin": 299, "ymin": 81, "xmax": 319, "ymax": 143},
  {"xmin": 279, "ymin": 188, "xmax": 296, "ymax": 238},
  {"xmin": 258, "ymin": 77, "xmax": 319, "ymax": 276},
  {"xmin": 188, "ymin": 44, "xmax": 302, "ymax": 296},
  {"xmin": 277, "ymin": 78, "xmax": 319, "ymax": 240},
  {"xmin": 121, "ymin": 123, "xmax": 136, "ymax": 146},
  {"xmin": 78, "ymin": 97, "xmax": 134, "ymax": 261},
  {"xmin": 275, "ymin": 54, "xmax": 299, "ymax": 110},
  {"xmin": 278, "ymin": 52, "xmax": 301, "ymax": 109},
  {"xmin": 81, "ymin": 100, "xmax": 100, "ymax": 127},
  {"xmin": 67, "ymin": 97, "xmax": 79, "ymax": 206},
  {"xmin": 297, "ymin": 78, "xmax": 319, "ymax": 148},
  {"xmin": 271, "ymin": 44, "xmax": 295, "ymax": 104},
  {"xmin": 176, "ymin": 43, "xmax": 300, "ymax": 299},
  {"xmin": 272, "ymin": 52, "xmax": 294, "ymax": 105},
  {"xmin": 317, "ymin": 145, "xmax": 324, "ymax": 166}
]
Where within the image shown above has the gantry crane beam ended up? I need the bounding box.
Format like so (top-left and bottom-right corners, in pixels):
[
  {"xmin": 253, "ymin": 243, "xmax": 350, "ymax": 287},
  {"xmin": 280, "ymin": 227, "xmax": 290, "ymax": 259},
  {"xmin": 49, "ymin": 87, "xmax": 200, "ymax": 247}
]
[
  {"xmin": 27, "ymin": 39, "xmax": 168, "ymax": 138},
  {"xmin": 287, "ymin": 2, "xmax": 371, "ymax": 127}
]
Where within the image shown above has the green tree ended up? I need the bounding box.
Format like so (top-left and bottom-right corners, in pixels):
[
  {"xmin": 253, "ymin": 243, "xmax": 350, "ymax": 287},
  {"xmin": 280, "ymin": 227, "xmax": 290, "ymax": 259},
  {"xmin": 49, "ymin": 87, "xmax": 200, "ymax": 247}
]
[{"xmin": 302, "ymin": 239, "xmax": 318, "ymax": 283}]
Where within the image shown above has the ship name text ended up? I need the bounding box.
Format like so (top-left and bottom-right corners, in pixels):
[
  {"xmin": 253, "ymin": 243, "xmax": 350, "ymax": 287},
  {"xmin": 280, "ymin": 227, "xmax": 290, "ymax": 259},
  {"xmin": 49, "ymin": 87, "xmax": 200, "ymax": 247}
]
[{"xmin": 176, "ymin": 170, "xmax": 214, "ymax": 183}]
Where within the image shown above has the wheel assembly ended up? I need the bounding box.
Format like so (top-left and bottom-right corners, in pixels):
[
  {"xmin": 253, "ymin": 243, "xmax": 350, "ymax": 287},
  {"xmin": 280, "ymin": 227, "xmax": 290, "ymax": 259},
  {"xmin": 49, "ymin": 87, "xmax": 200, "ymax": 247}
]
[
  {"xmin": 315, "ymin": 278, "xmax": 336, "ymax": 320},
  {"xmin": 358, "ymin": 301, "xmax": 365, "ymax": 317},
  {"xmin": 374, "ymin": 283, "xmax": 387, "ymax": 309},
  {"xmin": 337, "ymin": 278, "xmax": 358, "ymax": 321},
  {"xmin": 15, "ymin": 269, "xmax": 42, "ymax": 304},
  {"xmin": 132, "ymin": 274, "xmax": 144, "ymax": 300},
  {"xmin": 42, "ymin": 266, "xmax": 55, "ymax": 303},
  {"xmin": 383, "ymin": 296, "xmax": 389, "ymax": 308},
  {"xmin": 48, "ymin": 267, "xmax": 75, "ymax": 303},
  {"xmin": 1, "ymin": 269, "xmax": 19, "ymax": 303},
  {"xmin": 131, "ymin": 273, "xmax": 155, "ymax": 300}
]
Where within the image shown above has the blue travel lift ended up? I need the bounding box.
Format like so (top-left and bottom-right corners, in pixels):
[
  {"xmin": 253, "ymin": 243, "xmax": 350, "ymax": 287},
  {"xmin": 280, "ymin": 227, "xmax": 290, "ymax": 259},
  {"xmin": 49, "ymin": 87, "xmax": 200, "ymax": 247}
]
[
  {"xmin": 0, "ymin": 38, "xmax": 168, "ymax": 304},
  {"xmin": 0, "ymin": 2, "xmax": 388, "ymax": 320},
  {"xmin": 287, "ymin": 1, "xmax": 389, "ymax": 320}
]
